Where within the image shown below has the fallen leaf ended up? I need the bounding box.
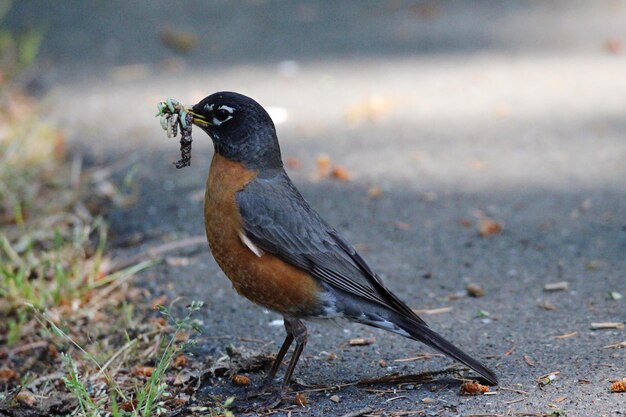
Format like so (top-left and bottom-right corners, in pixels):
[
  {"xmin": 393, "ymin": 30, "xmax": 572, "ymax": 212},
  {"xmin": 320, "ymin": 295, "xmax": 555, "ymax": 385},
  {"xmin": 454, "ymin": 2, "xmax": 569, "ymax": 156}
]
[
  {"xmin": 0, "ymin": 367, "xmax": 17, "ymax": 381},
  {"xmin": 294, "ymin": 392, "xmax": 308, "ymax": 406},
  {"xmin": 120, "ymin": 400, "xmax": 138, "ymax": 412},
  {"xmin": 466, "ymin": 283, "xmax": 485, "ymax": 297},
  {"xmin": 150, "ymin": 317, "xmax": 167, "ymax": 327},
  {"xmin": 151, "ymin": 295, "xmax": 168, "ymax": 310},
  {"xmin": 16, "ymin": 392, "xmax": 37, "ymax": 407},
  {"xmin": 478, "ymin": 219, "xmax": 502, "ymax": 237},
  {"xmin": 133, "ymin": 366, "xmax": 154, "ymax": 378},
  {"xmin": 232, "ymin": 374, "xmax": 250, "ymax": 386},
  {"xmin": 331, "ymin": 165, "xmax": 352, "ymax": 181},
  {"xmin": 460, "ymin": 381, "xmax": 489, "ymax": 395},
  {"xmin": 173, "ymin": 354, "xmax": 188, "ymax": 368},
  {"xmin": 610, "ymin": 379, "xmax": 626, "ymax": 393},
  {"xmin": 349, "ymin": 337, "xmax": 376, "ymax": 346}
]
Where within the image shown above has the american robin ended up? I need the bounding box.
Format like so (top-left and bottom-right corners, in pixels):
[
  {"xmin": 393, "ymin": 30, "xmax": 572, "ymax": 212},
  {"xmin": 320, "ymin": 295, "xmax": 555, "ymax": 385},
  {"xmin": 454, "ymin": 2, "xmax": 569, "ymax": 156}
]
[{"xmin": 185, "ymin": 91, "xmax": 497, "ymax": 403}]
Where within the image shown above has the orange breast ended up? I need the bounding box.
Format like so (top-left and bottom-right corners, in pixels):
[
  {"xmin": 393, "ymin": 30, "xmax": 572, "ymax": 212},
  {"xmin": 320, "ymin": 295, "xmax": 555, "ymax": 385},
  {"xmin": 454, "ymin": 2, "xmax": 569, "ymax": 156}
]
[{"xmin": 204, "ymin": 153, "xmax": 322, "ymax": 317}]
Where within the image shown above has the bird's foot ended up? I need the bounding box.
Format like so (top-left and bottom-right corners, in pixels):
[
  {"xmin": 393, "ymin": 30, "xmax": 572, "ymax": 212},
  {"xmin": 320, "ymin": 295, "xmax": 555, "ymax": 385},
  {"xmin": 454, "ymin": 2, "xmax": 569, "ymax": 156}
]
[{"xmin": 258, "ymin": 391, "xmax": 285, "ymax": 411}]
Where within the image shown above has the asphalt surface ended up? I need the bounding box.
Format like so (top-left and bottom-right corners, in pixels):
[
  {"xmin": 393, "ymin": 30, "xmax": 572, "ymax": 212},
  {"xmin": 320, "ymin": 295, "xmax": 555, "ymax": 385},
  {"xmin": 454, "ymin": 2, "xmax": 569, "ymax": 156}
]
[{"xmin": 9, "ymin": 1, "xmax": 626, "ymax": 416}]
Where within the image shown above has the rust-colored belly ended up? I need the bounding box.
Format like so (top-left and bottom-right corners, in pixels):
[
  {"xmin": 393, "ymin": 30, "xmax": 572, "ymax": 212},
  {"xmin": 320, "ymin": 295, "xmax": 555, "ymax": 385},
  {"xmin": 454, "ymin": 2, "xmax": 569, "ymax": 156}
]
[{"xmin": 204, "ymin": 154, "xmax": 321, "ymax": 317}]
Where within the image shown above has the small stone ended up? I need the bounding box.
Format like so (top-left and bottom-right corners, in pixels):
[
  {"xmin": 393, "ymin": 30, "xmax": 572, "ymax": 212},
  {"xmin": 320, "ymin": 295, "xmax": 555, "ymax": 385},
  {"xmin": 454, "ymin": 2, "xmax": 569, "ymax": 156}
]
[{"xmin": 329, "ymin": 394, "xmax": 340, "ymax": 403}]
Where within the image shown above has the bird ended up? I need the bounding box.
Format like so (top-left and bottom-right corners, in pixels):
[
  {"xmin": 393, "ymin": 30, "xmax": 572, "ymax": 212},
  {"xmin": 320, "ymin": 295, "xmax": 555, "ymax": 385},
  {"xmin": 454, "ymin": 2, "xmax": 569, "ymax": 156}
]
[{"xmin": 184, "ymin": 91, "xmax": 498, "ymax": 404}]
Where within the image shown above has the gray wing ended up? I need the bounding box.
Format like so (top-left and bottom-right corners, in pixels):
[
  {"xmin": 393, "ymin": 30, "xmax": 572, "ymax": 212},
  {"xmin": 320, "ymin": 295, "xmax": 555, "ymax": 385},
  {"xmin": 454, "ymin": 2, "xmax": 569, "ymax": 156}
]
[{"xmin": 236, "ymin": 171, "xmax": 425, "ymax": 324}]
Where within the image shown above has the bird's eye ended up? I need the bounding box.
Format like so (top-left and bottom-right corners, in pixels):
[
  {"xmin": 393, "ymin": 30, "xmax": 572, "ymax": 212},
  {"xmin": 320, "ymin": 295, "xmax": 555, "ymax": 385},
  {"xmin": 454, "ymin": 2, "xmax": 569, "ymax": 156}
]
[{"xmin": 215, "ymin": 108, "xmax": 231, "ymax": 122}]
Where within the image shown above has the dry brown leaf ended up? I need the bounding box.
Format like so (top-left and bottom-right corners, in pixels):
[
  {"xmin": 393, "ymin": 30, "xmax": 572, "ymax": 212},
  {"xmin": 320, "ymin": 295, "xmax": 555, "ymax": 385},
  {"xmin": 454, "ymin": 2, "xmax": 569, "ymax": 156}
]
[
  {"xmin": 173, "ymin": 354, "xmax": 188, "ymax": 368},
  {"xmin": 120, "ymin": 400, "xmax": 138, "ymax": 412},
  {"xmin": 133, "ymin": 366, "xmax": 154, "ymax": 378},
  {"xmin": 294, "ymin": 392, "xmax": 308, "ymax": 406},
  {"xmin": 150, "ymin": 317, "xmax": 167, "ymax": 327},
  {"xmin": 151, "ymin": 295, "xmax": 168, "ymax": 310},
  {"xmin": 232, "ymin": 374, "xmax": 251, "ymax": 386},
  {"xmin": 349, "ymin": 337, "xmax": 376, "ymax": 346},
  {"xmin": 478, "ymin": 219, "xmax": 502, "ymax": 237},
  {"xmin": 15, "ymin": 392, "xmax": 37, "ymax": 407},
  {"xmin": 610, "ymin": 380, "xmax": 626, "ymax": 392},
  {"xmin": 331, "ymin": 165, "xmax": 352, "ymax": 181},
  {"xmin": 0, "ymin": 367, "xmax": 17, "ymax": 381},
  {"xmin": 460, "ymin": 381, "xmax": 489, "ymax": 395}
]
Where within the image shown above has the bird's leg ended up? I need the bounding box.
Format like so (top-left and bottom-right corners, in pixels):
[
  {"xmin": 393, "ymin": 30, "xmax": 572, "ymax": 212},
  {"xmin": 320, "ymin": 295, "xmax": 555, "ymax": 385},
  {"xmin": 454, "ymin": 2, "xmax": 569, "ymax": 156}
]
[
  {"xmin": 258, "ymin": 317, "xmax": 308, "ymax": 409},
  {"xmin": 250, "ymin": 331, "xmax": 294, "ymax": 398},
  {"xmin": 280, "ymin": 318, "xmax": 307, "ymax": 391}
]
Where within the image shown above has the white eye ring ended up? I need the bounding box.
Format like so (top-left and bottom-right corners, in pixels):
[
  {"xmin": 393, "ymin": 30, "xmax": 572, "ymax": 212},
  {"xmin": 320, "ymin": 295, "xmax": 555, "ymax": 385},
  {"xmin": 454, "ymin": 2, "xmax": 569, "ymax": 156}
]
[{"xmin": 212, "ymin": 105, "xmax": 235, "ymax": 126}]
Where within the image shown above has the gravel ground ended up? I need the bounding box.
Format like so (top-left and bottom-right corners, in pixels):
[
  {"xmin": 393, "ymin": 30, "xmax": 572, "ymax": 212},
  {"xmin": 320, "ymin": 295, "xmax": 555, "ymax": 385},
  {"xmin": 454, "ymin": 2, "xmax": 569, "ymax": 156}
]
[{"xmin": 8, "ymin": 1, "xmax": 625, "ymax": 415}]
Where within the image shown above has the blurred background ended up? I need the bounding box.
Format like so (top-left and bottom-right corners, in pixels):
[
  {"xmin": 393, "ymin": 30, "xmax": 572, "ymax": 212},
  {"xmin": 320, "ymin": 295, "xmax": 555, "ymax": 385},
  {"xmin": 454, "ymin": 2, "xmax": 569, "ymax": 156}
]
[{"xmin": 2, "ymin": 1, "xmax": 625, "ymax": 415}]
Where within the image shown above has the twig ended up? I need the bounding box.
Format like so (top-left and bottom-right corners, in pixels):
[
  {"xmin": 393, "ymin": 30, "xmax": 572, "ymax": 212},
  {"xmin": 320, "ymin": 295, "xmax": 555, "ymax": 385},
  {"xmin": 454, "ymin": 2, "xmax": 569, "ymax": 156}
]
[
  {"xmin": 603, "ymin": 341, "xmax": 626, "ymax": 349},
  {"xmin": 500, "ymin": 386, "xmax": 529, "ymax": 395},
  {"xmin": 412, "ymin": 307, "xmax": 452, "ymax": 315},
  {"xmin": 95, "ymin": 338, "xmax": 139, "ymax": 378},
  {"xmin": 553, "ymin": 331, "xmax": 577, "ymax": 339},
  {"xmin": 10, "ymin": 340, "xmax": 48, "ymax": 354},
  {"xmin": 393, "ymin": 353, "xmax": 444, "ymax": 363},
  {"xmin": 504, "ymin": 398, "xmax": 525, "ymax": 405},
  {"xmin": 101, "ymin": 235, "xmax": 207, "ymax": 275},
  {"xmin": 590, "ymin": 322, "xmax": 624, "ymax": 330}
]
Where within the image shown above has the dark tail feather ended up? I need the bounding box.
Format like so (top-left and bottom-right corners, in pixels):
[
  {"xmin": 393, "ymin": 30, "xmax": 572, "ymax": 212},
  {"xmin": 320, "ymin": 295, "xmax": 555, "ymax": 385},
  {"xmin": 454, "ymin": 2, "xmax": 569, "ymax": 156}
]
[{"xmin": 397, "ymin": 319, "xmax": 498, "ymax": 385}]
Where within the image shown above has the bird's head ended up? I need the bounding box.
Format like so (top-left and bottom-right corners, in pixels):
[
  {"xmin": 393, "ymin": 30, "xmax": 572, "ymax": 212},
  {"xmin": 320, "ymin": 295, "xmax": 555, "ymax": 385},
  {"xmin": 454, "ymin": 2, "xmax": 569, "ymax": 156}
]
[{"xmin": 188, "ymin": 91, "xmax": 283, "ymax": 171}]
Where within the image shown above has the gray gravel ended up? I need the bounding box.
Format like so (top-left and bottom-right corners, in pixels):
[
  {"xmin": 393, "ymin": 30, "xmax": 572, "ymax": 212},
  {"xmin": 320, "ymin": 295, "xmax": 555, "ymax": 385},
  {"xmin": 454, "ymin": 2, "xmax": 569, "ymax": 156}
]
[{"xmin": 9, "ymin": 1, "xmax": 625, "ymax": 415}]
